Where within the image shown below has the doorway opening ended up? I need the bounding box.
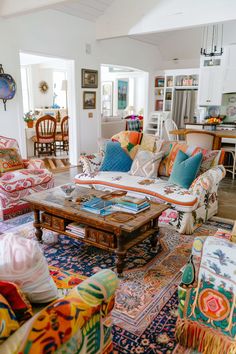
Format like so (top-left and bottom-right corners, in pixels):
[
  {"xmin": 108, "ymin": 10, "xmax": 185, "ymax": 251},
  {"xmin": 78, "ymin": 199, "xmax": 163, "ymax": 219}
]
[
  {"xmin": 19, "ymin": 52, "xmax": 78, "ymax": 169},
  {"xmin": 100, "ymin": 64, "xmax": 148, "ymax": 139}
]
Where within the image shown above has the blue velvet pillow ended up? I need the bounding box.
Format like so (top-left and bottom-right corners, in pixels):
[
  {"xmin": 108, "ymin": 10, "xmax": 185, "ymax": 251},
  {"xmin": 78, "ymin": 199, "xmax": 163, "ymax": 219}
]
[
  {"xmin": 169, "ymin": 150, "xmax": 203, "ymax": 189},
  {"xmin": 100, "ymin": 141, "xmax": 133, "ymax": 172}
]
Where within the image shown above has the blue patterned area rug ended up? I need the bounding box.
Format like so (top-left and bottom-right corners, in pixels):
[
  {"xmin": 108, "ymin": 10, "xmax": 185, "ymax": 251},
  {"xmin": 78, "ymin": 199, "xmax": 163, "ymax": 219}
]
[{"xmin": 0, "ymin": 214, "xmax": 233, "ymax": 353}]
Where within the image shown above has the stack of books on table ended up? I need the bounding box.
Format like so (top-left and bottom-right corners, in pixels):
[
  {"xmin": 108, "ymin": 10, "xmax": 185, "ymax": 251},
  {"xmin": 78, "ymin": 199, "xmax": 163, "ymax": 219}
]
[
  {"xmin": 112, "ymin": 195, "xmax": 150, "ymax": 214},
  {"xmin": 81, "ymin": 197, "xmax": 114, "ymax": 216},
  {"xmin": 66, "ymin": 223, "xmax": 85, "ymax": 238}
]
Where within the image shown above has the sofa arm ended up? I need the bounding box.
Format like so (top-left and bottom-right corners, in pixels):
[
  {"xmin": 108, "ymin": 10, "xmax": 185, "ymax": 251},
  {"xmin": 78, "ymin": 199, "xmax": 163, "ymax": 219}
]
[
  {"xmin": 23, "ymin": 158, "xmax": 46, "ymax": 169},
  {"xmin": 189, "ymin": 165, "xmax": 226, "ymax": 206},
  {"xmin": 17, "ymin": 269, "xmax": 118, "ymax": 353},
  {"xmin": 80, "ymin": 153, "xmax": 103, "ymax": 174}
]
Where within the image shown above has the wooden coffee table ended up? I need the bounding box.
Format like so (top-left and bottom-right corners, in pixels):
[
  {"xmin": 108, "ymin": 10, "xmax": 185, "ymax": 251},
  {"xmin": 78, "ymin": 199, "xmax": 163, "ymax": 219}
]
[{"xmin": 24, "ymin": 186, "xmax": 168, "ymax": 276}]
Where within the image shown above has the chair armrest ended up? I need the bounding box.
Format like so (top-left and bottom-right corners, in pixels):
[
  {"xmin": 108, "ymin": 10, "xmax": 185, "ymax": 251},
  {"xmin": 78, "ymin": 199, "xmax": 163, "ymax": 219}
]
[
  {"xmin": 189, "ymin": 165, "xmax": 226, "ymax": 206},
  {"xmin": 23, "ymin": 159, "xmax": 45, "ymax": 169},
  {"xmin": 17, "ymin": 269, "xmax": 118, "ymax": 353}
]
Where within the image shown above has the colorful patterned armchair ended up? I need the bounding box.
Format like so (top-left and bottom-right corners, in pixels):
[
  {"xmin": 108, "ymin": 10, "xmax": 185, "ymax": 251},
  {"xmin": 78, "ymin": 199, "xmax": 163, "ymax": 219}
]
[
  {"xmin": 0, "ymin": 269, "xmax": 118, "ymax": 354},
  {"xmin": 0, "ymin": 136, "xmax": 54, "ymax": 220},
  {"xmin": 176, "ymin": 225, "xmax": 236, "ymax": 354}
]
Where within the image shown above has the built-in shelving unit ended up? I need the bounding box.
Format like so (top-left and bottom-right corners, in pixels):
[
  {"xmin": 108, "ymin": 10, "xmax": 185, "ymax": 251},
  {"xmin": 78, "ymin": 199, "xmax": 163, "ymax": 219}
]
[{"xmin": 153, "ymin": 69, "xmax": 199, "ymax": 118}]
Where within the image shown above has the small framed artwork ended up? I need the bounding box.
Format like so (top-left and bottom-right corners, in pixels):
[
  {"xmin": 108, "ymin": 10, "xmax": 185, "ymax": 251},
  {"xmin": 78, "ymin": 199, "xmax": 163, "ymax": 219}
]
[
  {"xmin": 81, "ymin": 69, "xmax": 98, "ymax": 88},
  {"xmin": 117, "ymin": 79, "xmax": 128, "ymax": 110},
  {"xmin": 83, "ymin": 91, "xmax": 96, "ymax": 109}
]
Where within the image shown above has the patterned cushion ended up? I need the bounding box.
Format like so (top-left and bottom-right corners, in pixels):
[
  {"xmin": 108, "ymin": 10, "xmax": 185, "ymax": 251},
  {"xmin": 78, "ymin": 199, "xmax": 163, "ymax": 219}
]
[
  {"xmin": 31, "ymin": 136, "xmax": 54, "ymax": 143},
  {"xmin": 80, "ymin": 153, "xmax": 103, "ymax": 174},
  {"xmin": 0, "ymin": 281, "xmax": 32, "ymax": 324},
  {"xmin": 139, "ymin": 134, "xmax": 156, "ymax": 152},
  {"xmin": 0, "ymin": 233, "xmax": 58, "ymax": 303},
  {"xmin": 158, "ymin": 141, "xmax": 178, "ymax": 176},
  {"xmin": 0, "ymin": 293, "xmax": 19, "ymax": 343},
  {"xmin": 130, "ymin": 150, "xmax": 163, "ymax": 178},
  {"xmin": 111, "ymin": 131, "xmax": 142, "ymax": 147},
  {"xmin": 0, "ymin": 169, "xmax": 53, "ymax": 192},
  {"xmin": 192, "ymin": 149, "xmax": 222, "ymax": 173},
  {"xmin": 0, "ymin": 148, "xmax": 24, "ymax": 174},
  {"xmin": 100, "ymin": 141, "xmax": 133, "ymax": 172}
]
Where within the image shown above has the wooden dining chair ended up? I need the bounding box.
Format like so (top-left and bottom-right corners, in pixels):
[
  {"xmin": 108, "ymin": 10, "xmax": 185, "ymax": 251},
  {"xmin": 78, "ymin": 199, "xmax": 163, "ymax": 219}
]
[
  {"xmin": 55, "ymin": 116, "xmax": 69, "ymax": 154},
  {"xmin": 32, "ymin": 115, "xmax": 57, "ymax": 157},
  {"xmin": 185, "ymin": 131, "xmax": 215, "ymax": 150}
]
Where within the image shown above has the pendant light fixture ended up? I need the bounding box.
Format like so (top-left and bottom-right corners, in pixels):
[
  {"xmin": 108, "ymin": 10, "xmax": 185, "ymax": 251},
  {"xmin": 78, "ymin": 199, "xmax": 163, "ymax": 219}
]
[{"xmin": 200, "ymin": 24, "xmax": 223, "ymax": 57}]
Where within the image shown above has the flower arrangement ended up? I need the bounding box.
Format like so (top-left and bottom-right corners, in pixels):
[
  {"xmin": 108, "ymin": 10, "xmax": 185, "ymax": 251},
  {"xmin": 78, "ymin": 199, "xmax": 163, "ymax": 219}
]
[
  {"xmin": 23, "ymin": 111, "xmax": 37, "ymax": 123},
  {"xmin": 23, "ymin": 111, "xmax": 37, "ymax": 128},
  {"xmin": 205, "ymin": 116, "xmax": 224, "ymax": 125}
]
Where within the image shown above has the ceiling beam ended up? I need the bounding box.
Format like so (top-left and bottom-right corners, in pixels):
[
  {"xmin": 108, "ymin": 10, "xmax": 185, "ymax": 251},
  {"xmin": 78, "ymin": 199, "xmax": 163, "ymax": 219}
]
[{"xmin": 0, "ymin": 0, "xmax": 67, "ymax": 18}]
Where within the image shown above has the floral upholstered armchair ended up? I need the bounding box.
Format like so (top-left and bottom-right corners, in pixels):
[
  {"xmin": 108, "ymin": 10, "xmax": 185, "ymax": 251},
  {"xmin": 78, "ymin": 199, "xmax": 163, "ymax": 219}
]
[
  {"xmin": 176, "ymin": 224, "xmax": 236, "ymax": 354},
  {"xmin": 0, "ymin": 136, "xmax": 54, "ymax": 220}
]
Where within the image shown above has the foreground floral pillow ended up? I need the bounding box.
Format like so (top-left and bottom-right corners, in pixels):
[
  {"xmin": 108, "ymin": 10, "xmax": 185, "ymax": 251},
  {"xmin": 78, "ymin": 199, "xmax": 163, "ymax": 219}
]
[
  {"xmin": 0, "ymin": 293, "xmax": 19, "ymax": 343},
  {"xmin": 0, "ymin": 233, "xmax": 58, "ymax": 303},
  {"xmin": 80, "ymin": 153, "xmax": 103, "ymax": 174}
]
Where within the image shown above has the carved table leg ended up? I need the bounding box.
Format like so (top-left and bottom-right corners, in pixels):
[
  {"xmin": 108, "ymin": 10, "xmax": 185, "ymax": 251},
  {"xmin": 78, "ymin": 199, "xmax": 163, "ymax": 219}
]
[
  {"xmin": 150, "ymin": 221, "xmax": 160, "ymax": 253},
  {"xmin": 115, "ymin": 233, "xmax": 126, "ymax": 277},
  {"xmin": 33, "ymin": 209, "xmax": 43, "ymax": 242}
]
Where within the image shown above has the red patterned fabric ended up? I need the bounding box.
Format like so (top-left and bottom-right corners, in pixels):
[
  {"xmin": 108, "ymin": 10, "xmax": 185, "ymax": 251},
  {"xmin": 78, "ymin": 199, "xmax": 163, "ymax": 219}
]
[
  {"xmin": 0, "ymin": 281, "xmax": 32, "ymax": 324},
  {"xmin": 32, "ymin": 136, "xmax": 54, "ymax": 143},
  {"xmin": 0, "ymin": 136, "xmax": 54, "ymax": 220}
]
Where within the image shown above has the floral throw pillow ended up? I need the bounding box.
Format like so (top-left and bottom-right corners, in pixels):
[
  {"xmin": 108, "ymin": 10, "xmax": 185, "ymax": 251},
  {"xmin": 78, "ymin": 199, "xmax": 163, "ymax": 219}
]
[{"xmin": 0, "ymin": 148, "xmax": 24, "ymax": 174}]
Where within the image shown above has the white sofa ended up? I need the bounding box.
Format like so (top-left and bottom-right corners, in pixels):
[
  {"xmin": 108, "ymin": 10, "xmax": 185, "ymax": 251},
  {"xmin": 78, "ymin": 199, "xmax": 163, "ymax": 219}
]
[{"xmin": 74, "ymin": 135, "xmax": 226, "ymax": 234}]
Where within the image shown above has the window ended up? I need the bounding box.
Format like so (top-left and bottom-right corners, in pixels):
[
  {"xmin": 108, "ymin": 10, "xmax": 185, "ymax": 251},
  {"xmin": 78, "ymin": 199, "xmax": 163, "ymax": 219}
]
[{"xmin": 53, "ymin": 71, "xmax": 67, "ymax": 108}]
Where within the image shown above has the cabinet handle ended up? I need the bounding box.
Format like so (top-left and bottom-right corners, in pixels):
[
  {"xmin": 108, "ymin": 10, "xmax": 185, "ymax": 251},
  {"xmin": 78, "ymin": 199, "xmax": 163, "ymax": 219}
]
[{"xmin": 206, "ymin": 99, "xmax": 211, "ymax": 102}]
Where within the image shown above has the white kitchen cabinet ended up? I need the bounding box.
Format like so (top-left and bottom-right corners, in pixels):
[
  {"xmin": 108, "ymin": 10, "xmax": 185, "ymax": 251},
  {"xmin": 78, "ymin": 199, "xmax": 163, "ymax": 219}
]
[
  {"xmin": 222, "ymin": 45, "xmax": 236, "ymax": 93},
  {"xmin": 198, "ymin": 66, "xmax": 223, "ymax": 106}
]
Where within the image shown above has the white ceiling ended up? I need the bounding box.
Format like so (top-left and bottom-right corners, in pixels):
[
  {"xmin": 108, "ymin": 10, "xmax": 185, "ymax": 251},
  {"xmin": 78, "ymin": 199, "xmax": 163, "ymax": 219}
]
[
  {"xmin": 19, "ymin": 52, "xmax": 69, "ymax": 66},
  {"xmin": 130, "ymin": 20, "xmax": 236, "ymax": 62},
  {"xmin": 52, "ymin": 0, "xmax": 115, "ymax": 22},
  {"xmin": 130, "ymin": 27, "xmax": 202, "ymax": 61}
]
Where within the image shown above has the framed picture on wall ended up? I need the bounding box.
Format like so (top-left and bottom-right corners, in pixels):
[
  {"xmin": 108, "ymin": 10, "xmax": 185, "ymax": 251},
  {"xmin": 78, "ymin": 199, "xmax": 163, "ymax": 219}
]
[
  {"xmin": 81, "ymin": 69, "xmax": 98, "ymax": 88},
  {"xmin": 83, "ymin": 91, "xmax": 96, "ymax": 109},
  {"xmin": 117, "ymin": 79, "xmax": 128, "ymax": 110}
]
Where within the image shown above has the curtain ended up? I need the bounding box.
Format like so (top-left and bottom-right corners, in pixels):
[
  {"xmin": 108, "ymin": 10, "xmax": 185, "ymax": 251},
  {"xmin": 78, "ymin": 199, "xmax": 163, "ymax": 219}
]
[{"xmin": 172, "ymin": 90, "xmax": 197, "ymax": 128}]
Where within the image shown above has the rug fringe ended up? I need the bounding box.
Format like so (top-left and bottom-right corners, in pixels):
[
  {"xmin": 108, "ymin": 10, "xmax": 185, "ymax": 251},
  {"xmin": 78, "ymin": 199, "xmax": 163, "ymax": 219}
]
[{"xmin": 175, "ymin": 318, "xmax": 236, "ymax": 354}]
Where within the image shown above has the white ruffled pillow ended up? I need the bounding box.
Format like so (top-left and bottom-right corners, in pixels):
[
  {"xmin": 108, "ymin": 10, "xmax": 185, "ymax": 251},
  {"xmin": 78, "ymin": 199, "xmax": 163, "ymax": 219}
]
[{"xmin": 0, "ymin": 233, "xmax": 58, "ymax": 303}]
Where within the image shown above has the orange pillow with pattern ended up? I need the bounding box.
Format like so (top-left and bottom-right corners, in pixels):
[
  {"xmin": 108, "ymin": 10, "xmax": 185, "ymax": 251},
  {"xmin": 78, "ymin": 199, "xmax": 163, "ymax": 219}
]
[{"xmin": 0, "ymin": 148, "xmax": 24, "ymax": 174}]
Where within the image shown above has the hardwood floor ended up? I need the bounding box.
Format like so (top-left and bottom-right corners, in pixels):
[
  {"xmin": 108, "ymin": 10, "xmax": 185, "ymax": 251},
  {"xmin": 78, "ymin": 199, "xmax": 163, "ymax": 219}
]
[{"xmin": 54, "ymin": 167, "xmax": 236, "ymax": 221}]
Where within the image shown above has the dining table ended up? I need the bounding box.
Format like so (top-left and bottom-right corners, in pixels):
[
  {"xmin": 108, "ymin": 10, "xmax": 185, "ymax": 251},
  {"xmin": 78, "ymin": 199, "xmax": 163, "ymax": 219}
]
[{"xmin": 169, "ymin": 128, "xmax": 236, "ymax": 149}]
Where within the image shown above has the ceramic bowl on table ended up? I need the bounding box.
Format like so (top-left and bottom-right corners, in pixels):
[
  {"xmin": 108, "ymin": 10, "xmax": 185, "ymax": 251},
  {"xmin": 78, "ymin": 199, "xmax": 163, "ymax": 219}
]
[{"xmin": 60, "ymin": 183, "xmax": 76, "ymax": 200}]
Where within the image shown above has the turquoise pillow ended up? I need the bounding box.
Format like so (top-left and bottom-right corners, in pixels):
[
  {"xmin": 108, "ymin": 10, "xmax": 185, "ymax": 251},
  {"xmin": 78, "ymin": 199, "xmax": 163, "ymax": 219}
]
[
  {"xmin": 100, "ymin": 141, "xmax": 133, "ymax": 172},
  {"xmin": 169, "ymin": 150, "xmax": 203, "ymax": 189}
]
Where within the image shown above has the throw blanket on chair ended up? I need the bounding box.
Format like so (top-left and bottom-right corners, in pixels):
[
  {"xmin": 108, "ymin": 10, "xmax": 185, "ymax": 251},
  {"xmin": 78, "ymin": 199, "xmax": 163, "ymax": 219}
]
[{"xmin": 176, "ymin": 236, "xmax": 236, "ymax": 354}]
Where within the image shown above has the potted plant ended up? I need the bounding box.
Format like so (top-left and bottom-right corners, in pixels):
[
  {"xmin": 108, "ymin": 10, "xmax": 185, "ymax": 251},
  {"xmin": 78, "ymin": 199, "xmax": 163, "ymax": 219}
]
[{"xmin": 23, "ymin": 111, "xmax": 36, "ymax": 128}]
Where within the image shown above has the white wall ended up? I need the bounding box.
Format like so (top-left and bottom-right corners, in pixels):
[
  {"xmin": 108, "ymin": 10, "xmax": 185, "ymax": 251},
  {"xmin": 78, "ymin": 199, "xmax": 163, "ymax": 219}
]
[{"xmin": 0, "ymin": 9, "xmax": 162, "ymax": 159}]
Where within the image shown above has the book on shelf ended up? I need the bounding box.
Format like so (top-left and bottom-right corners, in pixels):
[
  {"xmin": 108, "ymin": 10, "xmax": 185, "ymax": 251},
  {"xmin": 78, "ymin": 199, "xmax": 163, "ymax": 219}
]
[{"xmin": 66, "ymin": 222, "xmax": 85, "ymax": 238}]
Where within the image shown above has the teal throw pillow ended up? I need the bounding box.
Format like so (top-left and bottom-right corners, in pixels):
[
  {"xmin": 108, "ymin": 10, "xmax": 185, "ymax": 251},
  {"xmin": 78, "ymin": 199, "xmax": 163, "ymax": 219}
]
[
  {"xmin": 100, "ymin": 141, "xmax": 133, "ymax": 172},
  {"xmin": 169, "ymin": 150, "xmax": 203, "ymax": 189}
]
